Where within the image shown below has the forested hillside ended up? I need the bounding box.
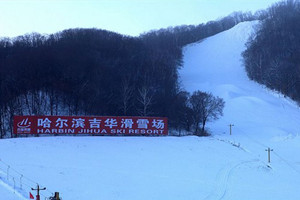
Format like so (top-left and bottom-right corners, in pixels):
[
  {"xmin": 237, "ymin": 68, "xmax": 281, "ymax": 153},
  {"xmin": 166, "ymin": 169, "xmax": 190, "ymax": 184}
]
[
  {"xmin": 243, "ymin": 0, "xmax": 300, "ymax": 102},
  {"xmin": 0, "ymin": 12, "xmax": 257, "ymax": 137}
]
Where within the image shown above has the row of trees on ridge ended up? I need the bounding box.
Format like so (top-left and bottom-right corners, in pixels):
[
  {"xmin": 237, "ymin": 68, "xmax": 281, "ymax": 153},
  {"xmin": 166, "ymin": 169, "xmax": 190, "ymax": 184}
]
[
  {"xmin": 243, "ymin": 0, "xmax": 300, "ymax": 102},
  {"xmin": 0, "ymin": 11, "xmax": 260, "ymax": 137}
]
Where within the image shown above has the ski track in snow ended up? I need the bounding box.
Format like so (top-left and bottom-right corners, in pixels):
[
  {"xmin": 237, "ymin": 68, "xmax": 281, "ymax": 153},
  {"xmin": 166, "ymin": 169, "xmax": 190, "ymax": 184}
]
[
  {"xmin": 204, "ymin": 136, "xmax": 269, "ymax": 200},
  {"xmin": 203, "ymin": 159, "xmax": 259, "ymax": 200}
]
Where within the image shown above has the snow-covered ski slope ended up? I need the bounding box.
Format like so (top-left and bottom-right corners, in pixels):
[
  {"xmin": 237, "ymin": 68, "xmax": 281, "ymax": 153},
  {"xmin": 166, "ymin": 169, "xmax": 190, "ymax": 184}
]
[
  {"xmin": 180, "ymin": 20, "xmax": 300, "ymax": 198},
  {"xmin": 181, "ymin": 20, "xmax": 300, "ymax": 146},
  {"xmin": 0, "ymin": 21, "xmax": 300, "ymax": 200},
  {"xmin": 181, "ymin": 21, "xmax": 300, "ymax": 139}
]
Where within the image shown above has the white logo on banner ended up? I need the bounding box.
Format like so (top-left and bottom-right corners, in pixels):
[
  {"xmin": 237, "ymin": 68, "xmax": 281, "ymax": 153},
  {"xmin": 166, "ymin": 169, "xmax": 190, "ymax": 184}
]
[{"xmin": 17, "ymin": 118, "xmax": 31, "ymax": 133}]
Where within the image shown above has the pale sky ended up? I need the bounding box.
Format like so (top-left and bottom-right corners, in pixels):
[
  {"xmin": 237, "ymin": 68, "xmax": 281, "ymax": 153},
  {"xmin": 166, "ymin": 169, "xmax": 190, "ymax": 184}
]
[{"xmin": 0, "ymin": 0, "xmax": 280, "ymax": 37}]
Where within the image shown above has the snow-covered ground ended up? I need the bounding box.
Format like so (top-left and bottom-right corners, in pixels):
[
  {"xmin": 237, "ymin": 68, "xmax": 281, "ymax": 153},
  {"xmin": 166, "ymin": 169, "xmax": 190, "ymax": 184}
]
[
  {"xmin": 1, "ymin": 21, "xmax": 300, "ymax": 199},
  {"xmin": 180, "ymin": 20, "xmax": 300, "ymax": 199}
]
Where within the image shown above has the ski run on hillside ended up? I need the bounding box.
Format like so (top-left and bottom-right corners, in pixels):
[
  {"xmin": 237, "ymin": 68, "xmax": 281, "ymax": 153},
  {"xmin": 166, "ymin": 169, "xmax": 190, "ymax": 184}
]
[{"xmin": 0, "ymin": 21, "xmax": 300, "ymax": 200}]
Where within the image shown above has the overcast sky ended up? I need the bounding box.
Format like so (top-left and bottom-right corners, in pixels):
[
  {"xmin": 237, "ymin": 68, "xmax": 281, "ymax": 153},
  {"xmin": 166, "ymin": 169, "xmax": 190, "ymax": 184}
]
[{"xmin": 0, "ymin": 0, "xmax": 280, "ymax": 37}]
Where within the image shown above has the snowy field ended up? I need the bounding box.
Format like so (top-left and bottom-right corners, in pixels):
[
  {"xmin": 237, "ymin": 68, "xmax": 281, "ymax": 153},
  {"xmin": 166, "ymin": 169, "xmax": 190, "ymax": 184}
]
[{"xmin": 1, "ymin": 21, "xmax": 300, "ymax": 199}]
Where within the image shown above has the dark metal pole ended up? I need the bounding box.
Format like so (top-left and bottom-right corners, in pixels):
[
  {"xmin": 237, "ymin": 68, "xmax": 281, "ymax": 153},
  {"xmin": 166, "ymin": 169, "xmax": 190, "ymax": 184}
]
[
  {"xmin": 229, "ymin": 124, "xmax": 234, "ymax": 135},
  {"xmin": 265, "ymin": 147, "xmax": 273, "ymax": 163},
  {"xmin": 31, "ymin": 184, "xmax": 46, "ymax": 200}
]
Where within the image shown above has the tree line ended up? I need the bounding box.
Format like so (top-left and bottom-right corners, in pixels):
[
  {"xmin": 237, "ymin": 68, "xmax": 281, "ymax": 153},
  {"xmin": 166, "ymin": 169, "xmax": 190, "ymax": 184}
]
[
  {"xmin": 243, "ymin": 0, "xmax": 300, "ymax": 102},
  {"xmin": 0, "ymin": 11, "xmax": 260, "ymax": 137}
]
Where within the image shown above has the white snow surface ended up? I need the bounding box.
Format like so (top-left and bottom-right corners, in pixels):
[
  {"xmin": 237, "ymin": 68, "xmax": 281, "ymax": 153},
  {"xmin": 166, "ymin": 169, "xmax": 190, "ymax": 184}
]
[{"xmin": 1, "ymin": 21, "xmax": 300, "ymax": 199}]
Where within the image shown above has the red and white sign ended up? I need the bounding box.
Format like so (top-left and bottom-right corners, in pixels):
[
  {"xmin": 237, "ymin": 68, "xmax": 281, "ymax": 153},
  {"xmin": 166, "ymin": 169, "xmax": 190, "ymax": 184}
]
[{"xmin": 14, "ymin": 116, "xmax": 168, "ymax": 135}]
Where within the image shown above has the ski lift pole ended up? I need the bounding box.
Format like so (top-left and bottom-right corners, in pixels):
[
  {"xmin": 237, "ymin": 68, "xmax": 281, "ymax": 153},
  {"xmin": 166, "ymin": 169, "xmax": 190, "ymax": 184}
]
[
  {"xmin": 265, "ymin": 147, "xmax": 273, "ymax": 163},
  {"xmin": 31, "ymin": 184, "xmax": 46, "ymax": 200},
  {"xmin": 13, "ymin": 178, "xmax": 15, "ymax": 193},
  {"xmin": 20, "ymin": 174, "xmax": 23, "ymax": 189},
  {"xmin": 7, "ymin": 165, "xmax": 10, "ymax": 181},
  {"xmin": 229, "ymin": 124, "xmax": 234, "ymax": 135}
]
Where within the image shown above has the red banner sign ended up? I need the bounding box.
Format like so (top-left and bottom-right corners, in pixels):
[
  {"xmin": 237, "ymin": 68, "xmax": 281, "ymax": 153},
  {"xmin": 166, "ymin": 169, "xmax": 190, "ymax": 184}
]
[{"xmin": 13, "ymin": 116, "xmax": 168, "ymax": 135}]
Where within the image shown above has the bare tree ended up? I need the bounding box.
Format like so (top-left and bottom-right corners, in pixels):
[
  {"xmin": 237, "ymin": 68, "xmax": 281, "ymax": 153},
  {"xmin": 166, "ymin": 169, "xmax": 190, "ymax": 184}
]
[
  {"xmin": 120, "ymin": 78, "xmax": 133, "ymax": 115},
  {"xmin": 137, "ymin": 86, "xmax": 153, "ymax": 116},
  {"xmin": 190, "ymin": 91, "xmax": 225, "ymax": 136},
  {"xmin": 0, "ymin": 106, "xmax": 4, "ymax": 138}
]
